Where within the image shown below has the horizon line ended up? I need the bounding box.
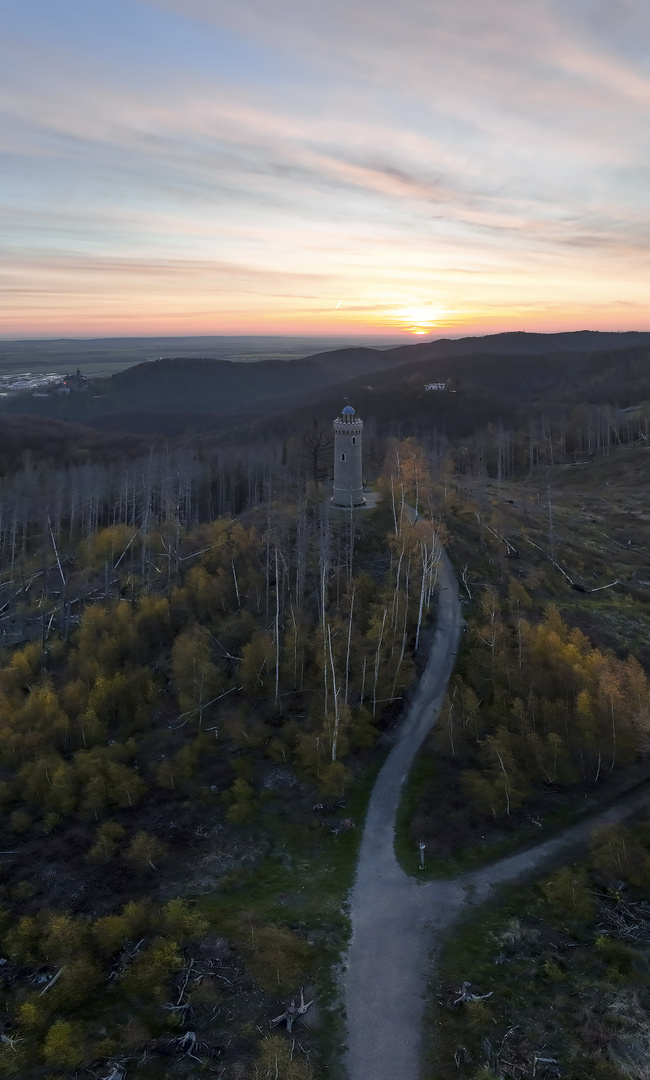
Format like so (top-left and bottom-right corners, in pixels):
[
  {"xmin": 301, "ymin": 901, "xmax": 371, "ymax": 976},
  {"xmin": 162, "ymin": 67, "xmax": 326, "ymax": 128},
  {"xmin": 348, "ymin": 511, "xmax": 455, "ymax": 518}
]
[{"xmin": 1, "ymin": 328, "xmax": 649, "ymax": 345}]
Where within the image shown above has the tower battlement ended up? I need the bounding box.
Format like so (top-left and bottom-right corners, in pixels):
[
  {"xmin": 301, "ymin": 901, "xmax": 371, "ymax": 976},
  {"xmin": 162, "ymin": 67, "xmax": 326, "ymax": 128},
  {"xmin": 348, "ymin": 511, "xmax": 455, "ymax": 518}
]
[{"xmin": 333, "ymin": 418, "xmax": 363, "ymax": 435}]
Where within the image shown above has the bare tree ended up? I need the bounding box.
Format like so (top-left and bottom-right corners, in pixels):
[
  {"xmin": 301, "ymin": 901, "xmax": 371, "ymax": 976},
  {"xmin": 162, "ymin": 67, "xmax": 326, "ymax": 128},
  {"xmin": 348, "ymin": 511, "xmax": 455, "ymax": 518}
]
[{"xmin": 299, "ymin": 421, "xmax": 333, "ymax": 486}]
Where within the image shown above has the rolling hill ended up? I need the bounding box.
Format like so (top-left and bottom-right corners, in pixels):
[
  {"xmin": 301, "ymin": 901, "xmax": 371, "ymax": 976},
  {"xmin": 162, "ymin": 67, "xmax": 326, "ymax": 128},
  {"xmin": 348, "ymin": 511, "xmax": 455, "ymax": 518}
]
[{"xmin": 1, "ymin": 330, "xmax": 649, "ymax": 438}]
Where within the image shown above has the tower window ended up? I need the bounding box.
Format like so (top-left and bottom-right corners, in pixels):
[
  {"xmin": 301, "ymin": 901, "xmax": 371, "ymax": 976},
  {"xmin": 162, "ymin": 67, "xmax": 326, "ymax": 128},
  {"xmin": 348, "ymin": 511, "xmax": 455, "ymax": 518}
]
[
  {"xmin": 352, "ymin": 437, "xmax": 356, "ymax": 445},
  {"xmin": 341, "ymin": 453, "xmax": 346, "ymax": 461}
]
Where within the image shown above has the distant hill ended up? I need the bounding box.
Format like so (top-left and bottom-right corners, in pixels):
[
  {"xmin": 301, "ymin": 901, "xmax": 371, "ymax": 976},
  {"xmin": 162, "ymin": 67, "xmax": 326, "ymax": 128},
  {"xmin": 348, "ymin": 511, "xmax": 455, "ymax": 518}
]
[
  {"xmin": 107, "ymin": 348, "xmax": 409, "ymax": 413},
  {"xmin": 425, "ymin": 329, "xmax": 650, "ymax": 357},
  {"xmin": 0, "ymin": 334, "xmax": 406, "ymax": 378},
  {"xmin": 2, "ymin": 330, "xmax": 650, "ymax": 434},
  {"xmin": 221, "ymin": 339, "xmax": 650, "ymax": 446},
  {"xmin": 0, "ymin": 346, "xmax": 421, "ymax": 425},
  {"xmin": 331, "ymin": 342, "xmax": 650, "ymax": 410}
]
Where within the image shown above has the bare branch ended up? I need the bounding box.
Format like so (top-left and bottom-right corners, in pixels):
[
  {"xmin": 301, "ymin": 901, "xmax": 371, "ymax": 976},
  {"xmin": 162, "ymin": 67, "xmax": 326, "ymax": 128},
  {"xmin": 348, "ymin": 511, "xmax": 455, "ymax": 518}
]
[{"xmin": 114, "ymin": 528, "xmax": 142, "ymax": 569}]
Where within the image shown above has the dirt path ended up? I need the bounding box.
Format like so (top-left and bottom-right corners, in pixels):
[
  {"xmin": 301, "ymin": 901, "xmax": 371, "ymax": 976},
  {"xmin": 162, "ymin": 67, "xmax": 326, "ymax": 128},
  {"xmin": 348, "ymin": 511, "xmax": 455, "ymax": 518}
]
[
  {"xmin": 343, "ymin": 552, "xmax": 650, "ymax": 1080},
  {"xmin": 344, "ymin": 549, "xmax": 464, "ymax": 1080}
]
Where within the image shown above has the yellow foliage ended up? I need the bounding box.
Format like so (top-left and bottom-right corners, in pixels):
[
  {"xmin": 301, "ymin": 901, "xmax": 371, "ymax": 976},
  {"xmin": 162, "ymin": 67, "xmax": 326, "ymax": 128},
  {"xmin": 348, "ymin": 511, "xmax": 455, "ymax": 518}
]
[
  {"xmin": 318, "ymin": 761, "xmax": 352, "ymax": 798},
  {"xmin": 225, "ymin": 778, "xmax": 257, "ymax": 824},
  {"xmin": 87, "ymin": 668, "xmax": 154, "ymax": 734},
  {"xmin": 18, "ymin": 1000, "xmax": 44, "ymax": 1030},
  {"xmin": 41, "ymin": 913, "xmax": 89, "ymax": 963},
  {"xmin": 541, "ymin": 867, "xmax": 595, "ymax": 923},
  {"xmin": 465, "ymin": 998, "xmax": 493, "ymax": 1027},
  {"xmin": 240, "ymin": 631, "xmax": 275, "ymax": 695},
  {"xmin": 74, "ymin": 602, "xmax": 140, "ymax": 677},
  {"xmin": 80, "ymin": 524, "xmax": 137, "ymax": 568},
  {"xmin": 42, "ymin": 1020, "xmax": 83, "ymax": 1067},
  {"xmin": 120, "ymin": 938, "xmax": 183, "ymax": 1001},
  {"xmin": 240, "ymin": 921, "xmax": 310, "ymax": 993},
  {"xmin": 50, "ymin": 956, "xmax": 103, "ymax": 1007},
  {"xmin": 123, "ymin": 830, "xmax": 168, "ymax": 871},
  {"xmin": 160, "ymin": 899, "xmax": 208, "ymax": 942},
  {"xmin": 507, "ymin": 578, "xmax": 532, "ymax": 610},
  {"xmin": 590, "ymin": 824, "xmax": 650, "ymax": 888},
  {"xmin": 16, "ymin": 682, "xmax": 69, "ymax": 752},
  {"xmin": 134, "ymin": 595, "xmax": 171, "ymax": 651},
  {"xmin": 104, "ymin": 761, "xmax": 147, "ymax": 808},
  {"xmin": 171, "ymin": 623, "xmax": 224, "ymax": 719},
  {"xmin": 185, "ymin": 564, "xmax": 228, "ymax": 619},
  {"xmin": 253, "ymin": 1035, "xmax": 314, "ymax": 1080},
  {"xmin": 87, "ymin": 821, "xmax": 125, "ymax": 861},
  {"xmin": 92, "ymin": 914, "xmax": 132, "ymax": 956}
]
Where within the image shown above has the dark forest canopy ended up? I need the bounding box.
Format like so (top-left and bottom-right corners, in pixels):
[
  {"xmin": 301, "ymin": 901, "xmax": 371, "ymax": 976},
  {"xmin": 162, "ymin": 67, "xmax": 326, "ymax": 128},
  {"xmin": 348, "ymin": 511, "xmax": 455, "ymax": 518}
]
[{"xmin": 1, "ymin": 331, "xmax": 650, "ymax": 437}]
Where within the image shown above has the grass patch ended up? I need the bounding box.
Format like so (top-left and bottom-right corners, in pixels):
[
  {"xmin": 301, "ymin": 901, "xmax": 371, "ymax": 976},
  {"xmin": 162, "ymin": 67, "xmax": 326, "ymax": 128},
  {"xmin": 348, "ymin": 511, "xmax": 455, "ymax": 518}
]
[
  {"xmin": 195, "ymin": 755, "xmax": 384, "ymax": 1079},
  {"xmin": 426, "ymin": 830, "xmax": 650, "ymax": 1080},
  {"xmin": 423, "ymin": 881, "xmax": 535, "ymax": 1080}
]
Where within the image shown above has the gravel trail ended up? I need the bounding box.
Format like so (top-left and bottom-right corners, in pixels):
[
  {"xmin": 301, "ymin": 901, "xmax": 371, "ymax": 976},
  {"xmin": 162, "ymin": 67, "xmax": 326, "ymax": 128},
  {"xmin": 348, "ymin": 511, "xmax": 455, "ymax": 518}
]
[{"xmin": 344, "ymin": 549, "xmax": 463, "ymax": 1080}]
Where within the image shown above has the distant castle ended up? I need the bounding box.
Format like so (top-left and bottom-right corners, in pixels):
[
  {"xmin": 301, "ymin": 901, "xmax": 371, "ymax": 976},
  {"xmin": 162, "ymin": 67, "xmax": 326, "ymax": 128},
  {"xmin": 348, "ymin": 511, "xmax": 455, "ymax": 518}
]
[
  {"xmin": 331, "ymin": 406, "xmax": 365, "ymax": 508},
  {"xmin": 60, "ymin": 367, "xmax": 88, "ymax": 392}
]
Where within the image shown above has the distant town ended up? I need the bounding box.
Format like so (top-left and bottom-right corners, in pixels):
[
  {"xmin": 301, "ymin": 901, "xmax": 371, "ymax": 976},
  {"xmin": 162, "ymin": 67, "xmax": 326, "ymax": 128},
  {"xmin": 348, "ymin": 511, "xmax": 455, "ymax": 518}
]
[{"xmin": 0, "ymin": 367, "xmax": 88, "ymax": 398}]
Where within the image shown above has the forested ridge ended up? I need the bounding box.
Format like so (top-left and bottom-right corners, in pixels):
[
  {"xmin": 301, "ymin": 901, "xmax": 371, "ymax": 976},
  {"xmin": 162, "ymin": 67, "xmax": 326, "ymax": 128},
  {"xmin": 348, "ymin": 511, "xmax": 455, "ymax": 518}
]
[{"xmin": 3, "ymin": 330, "xmax": 650, "ymax": 439}]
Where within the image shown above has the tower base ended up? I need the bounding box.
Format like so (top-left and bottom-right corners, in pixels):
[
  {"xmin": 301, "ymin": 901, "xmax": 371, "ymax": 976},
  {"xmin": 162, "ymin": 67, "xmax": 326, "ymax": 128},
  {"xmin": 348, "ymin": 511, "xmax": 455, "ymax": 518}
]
[{"xmin": 330, "ymin": 494, "xmax": 367, "ymax": 508}]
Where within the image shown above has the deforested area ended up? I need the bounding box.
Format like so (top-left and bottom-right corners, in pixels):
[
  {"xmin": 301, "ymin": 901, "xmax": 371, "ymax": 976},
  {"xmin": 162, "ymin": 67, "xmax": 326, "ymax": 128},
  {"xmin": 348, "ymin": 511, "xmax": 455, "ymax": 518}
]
[{"xmin": 0, "ymin": 429, "xmax": 441, "ymax": 1079}]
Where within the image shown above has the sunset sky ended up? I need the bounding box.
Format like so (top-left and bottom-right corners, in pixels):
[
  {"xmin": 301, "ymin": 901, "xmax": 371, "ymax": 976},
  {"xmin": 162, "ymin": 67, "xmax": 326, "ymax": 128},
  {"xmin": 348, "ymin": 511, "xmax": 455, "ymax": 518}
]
[{"xmin": 2, "ymin": 0, "xmax": 650, "ymax": 338}]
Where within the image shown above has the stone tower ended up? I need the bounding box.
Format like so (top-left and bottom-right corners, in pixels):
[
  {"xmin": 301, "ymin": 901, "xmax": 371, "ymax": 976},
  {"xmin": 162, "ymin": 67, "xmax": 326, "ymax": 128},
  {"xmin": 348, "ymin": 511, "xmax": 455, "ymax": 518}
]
[{"xmin": 332, "ymin": 405, "xmax": 365, "ymax": 507}]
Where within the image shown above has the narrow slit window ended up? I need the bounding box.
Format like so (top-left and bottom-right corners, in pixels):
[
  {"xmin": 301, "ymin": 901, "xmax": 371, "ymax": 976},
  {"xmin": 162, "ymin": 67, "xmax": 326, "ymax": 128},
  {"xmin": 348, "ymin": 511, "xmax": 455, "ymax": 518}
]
[
  {"xmin": 341, "ymin": 453, "xmax": 346, "ymax": 461},
  {"xmin": 352, "ymin": 436, "xmax": 356, "ymax": 445}
]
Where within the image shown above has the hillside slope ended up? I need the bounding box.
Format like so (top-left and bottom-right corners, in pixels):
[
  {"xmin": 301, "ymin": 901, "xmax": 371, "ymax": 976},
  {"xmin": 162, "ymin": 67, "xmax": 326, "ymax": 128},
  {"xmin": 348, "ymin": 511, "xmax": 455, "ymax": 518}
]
[{"xmin": 2, "ymin": 331, "xmax": 649, "ymax": 436}]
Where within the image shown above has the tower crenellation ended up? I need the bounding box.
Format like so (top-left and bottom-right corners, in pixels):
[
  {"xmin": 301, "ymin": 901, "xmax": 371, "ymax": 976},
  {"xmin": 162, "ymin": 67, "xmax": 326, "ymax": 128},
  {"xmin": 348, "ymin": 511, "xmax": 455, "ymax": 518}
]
[{"xmin": 331, "ymin": 405, "xmax": 365, "ymax": 507}]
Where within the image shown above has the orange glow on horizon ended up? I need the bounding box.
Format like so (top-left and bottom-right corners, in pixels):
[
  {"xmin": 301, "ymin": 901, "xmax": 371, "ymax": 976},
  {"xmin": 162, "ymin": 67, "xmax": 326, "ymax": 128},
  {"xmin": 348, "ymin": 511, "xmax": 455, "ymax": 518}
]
[
  {"xmin": 1, "ymin": 289, "xmax": 649, "ymax": 341},
  {"xmin": 381, "ymin": 301, "xmax": 452, "ymax": 336}
]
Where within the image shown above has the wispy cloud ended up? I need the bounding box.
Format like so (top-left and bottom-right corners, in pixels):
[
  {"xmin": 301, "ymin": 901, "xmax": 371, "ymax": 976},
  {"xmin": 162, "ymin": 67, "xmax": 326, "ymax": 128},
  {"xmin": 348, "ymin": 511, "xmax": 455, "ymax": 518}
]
[{"xmin": 2, "ymin": 0, "xmax": 650, "ymax": 334}]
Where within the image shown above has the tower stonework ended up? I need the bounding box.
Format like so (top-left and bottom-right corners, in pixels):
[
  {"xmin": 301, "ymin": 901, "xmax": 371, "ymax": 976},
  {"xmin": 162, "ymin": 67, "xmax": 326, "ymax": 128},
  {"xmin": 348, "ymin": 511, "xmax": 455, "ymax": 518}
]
[{"xmin": 331, "ymin": 406, "xmax": 365, "ymax": 508}]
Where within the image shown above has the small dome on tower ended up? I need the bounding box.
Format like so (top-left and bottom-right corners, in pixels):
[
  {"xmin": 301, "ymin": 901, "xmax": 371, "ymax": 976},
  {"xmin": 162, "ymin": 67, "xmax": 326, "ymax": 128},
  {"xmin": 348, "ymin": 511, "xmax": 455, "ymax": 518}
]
[{"xmin": 341, "ymin": 405, "xmax": 355, "ymax": 415}]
